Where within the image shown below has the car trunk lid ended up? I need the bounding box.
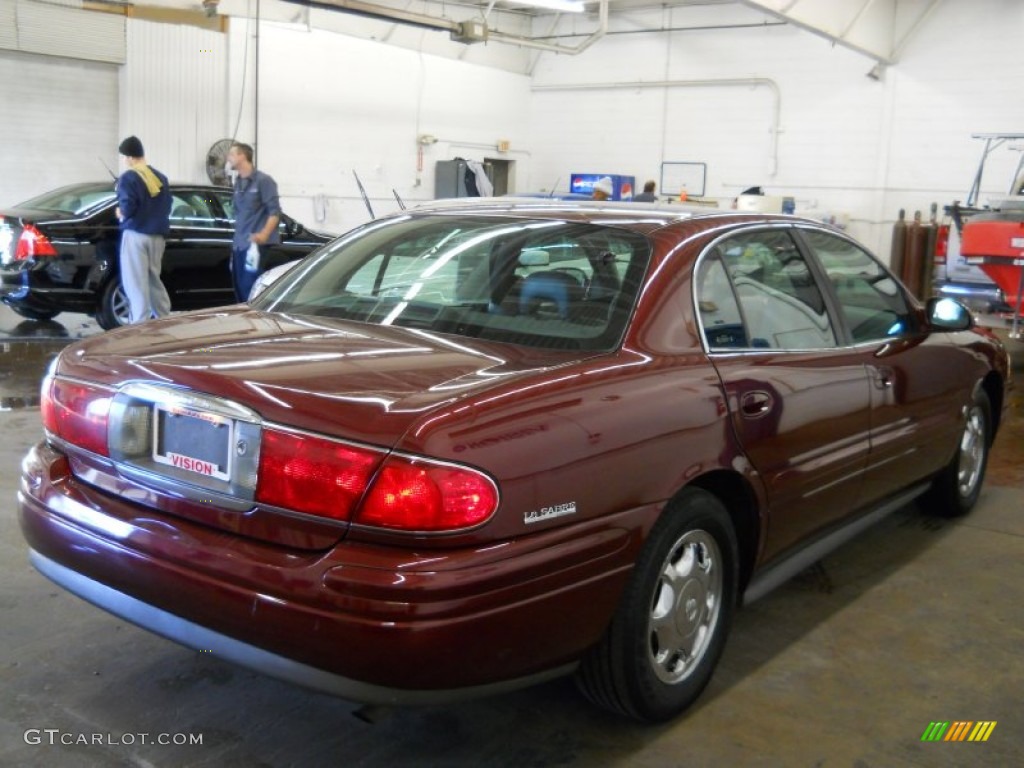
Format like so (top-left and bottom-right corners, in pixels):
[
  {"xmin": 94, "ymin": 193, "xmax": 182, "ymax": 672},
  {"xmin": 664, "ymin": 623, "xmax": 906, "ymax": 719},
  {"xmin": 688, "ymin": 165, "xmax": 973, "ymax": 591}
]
[{"xmin": 51, "ymin": 308, "xmax": 577, "ymax": 549}]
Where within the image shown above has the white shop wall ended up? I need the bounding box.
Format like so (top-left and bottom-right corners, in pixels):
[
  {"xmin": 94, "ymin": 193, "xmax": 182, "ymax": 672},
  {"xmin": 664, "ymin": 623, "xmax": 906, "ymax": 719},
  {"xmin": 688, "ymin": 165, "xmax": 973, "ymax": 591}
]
[
  {"xmin": 528, "ymin": 0, "xmax": 1024, "ymax": 256},
  {"xmin": 119, "ymin": 20, "xmax": 229, "ymax": 184},
  {"xmin": 878, "ymin": 0, "xmax": 1024, "ymax": 219},
  {"xmin": 113, "ymin": 12, "xmax": 531, "ymax": 235},
  {"xmin": 224, "ymin": 21, "xmax": 532, "ymax": 233}
]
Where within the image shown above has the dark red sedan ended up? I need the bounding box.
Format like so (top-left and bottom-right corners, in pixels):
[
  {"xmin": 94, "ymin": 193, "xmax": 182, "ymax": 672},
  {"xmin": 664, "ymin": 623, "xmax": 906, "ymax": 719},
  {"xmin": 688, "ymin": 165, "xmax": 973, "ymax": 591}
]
[{"xmin": 18, "ymin": 200, "xmax": 1009, "ymax": 722}]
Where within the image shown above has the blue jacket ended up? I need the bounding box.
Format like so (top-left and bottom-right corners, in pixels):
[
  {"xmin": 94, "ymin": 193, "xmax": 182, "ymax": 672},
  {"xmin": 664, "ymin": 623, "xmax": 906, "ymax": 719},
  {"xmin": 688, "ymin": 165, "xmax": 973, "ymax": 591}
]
[{"xmin": 117, "ymin": 165, "xmax": 171, "ymax": 236}]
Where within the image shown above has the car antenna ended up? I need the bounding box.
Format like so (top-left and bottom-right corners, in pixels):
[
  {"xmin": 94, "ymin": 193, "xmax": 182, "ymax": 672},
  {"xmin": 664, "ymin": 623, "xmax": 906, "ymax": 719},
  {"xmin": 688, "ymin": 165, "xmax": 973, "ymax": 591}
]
[
  {"xmin": 353, "ymin": 170, "xmax": 375, "ymax": 219},
  {"xmin": 99, "ymin": 157, "xmax": 117, "ymax": 181},
  {"xmin": 393, "ymin": 189, "xmax": 406, "ymax": 210},
  {"xmin": 548, "ymin": 177, "xmax": 560, "ymax": 198}
]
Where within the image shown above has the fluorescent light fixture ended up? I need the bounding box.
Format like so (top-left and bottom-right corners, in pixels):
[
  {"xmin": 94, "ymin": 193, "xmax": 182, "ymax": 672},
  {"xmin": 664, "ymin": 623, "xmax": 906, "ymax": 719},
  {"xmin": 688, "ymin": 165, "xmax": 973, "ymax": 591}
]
[{"xmin": 512, "ymin": 0, "xmax": 586, "ymax": 12}]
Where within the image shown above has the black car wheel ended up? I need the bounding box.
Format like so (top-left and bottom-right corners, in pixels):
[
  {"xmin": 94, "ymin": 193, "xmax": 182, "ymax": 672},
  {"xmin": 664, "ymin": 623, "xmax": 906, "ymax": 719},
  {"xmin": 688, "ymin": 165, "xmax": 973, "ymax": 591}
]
[
  {"xmin": 922, "ymin": 388, "xmax": 991, "ymax": 517},
  {"xmin": 11, "ymin": 305, "xmax": 60, "ymax": 322},
  {"xmin": 576, "ymin": 487, "xmax": 738, "ymax": 721},
  {"xmin": 97, "ymin": 279, "xmax": 131, "ymax": 330}
]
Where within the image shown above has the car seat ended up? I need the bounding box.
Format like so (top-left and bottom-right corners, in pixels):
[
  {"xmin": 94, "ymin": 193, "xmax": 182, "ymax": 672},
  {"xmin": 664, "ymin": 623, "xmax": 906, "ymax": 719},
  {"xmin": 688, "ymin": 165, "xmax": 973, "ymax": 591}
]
[
  {"xmin": 171, "ymin": 202, "xmax": 195, "ymax": 222},
  {"xmin": 519, "ymin": 271, "xmax": 582, "ymax": 319}
]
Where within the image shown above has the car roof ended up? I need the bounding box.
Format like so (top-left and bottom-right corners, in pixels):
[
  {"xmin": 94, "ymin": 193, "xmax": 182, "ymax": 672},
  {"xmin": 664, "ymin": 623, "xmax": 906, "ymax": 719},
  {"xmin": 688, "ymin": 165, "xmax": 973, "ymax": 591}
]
[
  {"xmin": 39, "ymin": 180, "xmax": 229, "ymax": 190},
  {"xmin": 409, "ymin": 196, "xmax": 700, "ymax": 226},
  {"xmin": 403, "ymin": 197, "xmax": 800, "ymax": 236}
]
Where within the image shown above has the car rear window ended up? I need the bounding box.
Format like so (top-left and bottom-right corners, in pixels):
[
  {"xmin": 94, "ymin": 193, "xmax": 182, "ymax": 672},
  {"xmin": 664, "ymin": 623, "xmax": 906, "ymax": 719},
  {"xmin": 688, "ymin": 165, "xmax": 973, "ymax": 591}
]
[
  {"xmin": 16, "ymin": 184, "xmax": 116, "ymax": 215},
  {"xmin": 253, "ymin": 214, "xmax": 652, "ymax": 351}
]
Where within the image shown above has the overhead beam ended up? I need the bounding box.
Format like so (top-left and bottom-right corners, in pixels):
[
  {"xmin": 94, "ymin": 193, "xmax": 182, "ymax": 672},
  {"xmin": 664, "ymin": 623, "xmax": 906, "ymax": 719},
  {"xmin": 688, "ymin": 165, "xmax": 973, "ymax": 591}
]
[{"xmin": 740, "ymin": 0, "xmax": 944, "ymax": 64}]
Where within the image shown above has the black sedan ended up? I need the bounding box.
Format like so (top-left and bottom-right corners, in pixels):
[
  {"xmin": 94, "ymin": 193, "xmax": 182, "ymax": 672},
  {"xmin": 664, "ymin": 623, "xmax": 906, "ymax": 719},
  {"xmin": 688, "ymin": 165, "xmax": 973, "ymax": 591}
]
[{"xmin": 0, "ymin": 182, "xmax": 334, "ymax": 329}]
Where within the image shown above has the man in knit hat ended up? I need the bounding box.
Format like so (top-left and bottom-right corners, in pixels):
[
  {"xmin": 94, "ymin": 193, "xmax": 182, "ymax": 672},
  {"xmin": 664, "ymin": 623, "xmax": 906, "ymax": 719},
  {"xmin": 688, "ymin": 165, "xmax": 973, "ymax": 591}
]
[{"xmin": 115, "ymin": 135, "xmax": 172, "ymax": 324}]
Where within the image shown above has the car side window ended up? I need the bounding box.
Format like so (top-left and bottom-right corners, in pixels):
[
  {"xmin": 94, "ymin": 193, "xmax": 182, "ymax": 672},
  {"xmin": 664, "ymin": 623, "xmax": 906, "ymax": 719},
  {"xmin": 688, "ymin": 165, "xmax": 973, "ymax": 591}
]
[
  {"xmin": 215, "ymin": 191, "xmax": 234, "ymax": 223},
  {"xmin": 169, "ymin": 192, "xmax": 217, "ymax": 228},
  {"xmin": 800, "ymin": 229, "xmax": 915, "ymax": 342},
  {"xmin": 699, "ymin": 230, "xmax": 837, "ymax": 350},
  {"xmin": 696, "ymin": 255, "xmax": 748, "ymax": 349},
  {"xmin": 212, "ymin": 190, "xmax": 287, "ymax": 235}
]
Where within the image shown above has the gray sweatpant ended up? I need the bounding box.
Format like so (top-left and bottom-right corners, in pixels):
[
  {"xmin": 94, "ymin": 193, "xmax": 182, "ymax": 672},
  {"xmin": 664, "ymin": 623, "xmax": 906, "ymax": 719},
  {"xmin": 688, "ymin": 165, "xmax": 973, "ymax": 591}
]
[{"xmin": 120, "ymin": 229, "xmax": 171, "ymax": 324}]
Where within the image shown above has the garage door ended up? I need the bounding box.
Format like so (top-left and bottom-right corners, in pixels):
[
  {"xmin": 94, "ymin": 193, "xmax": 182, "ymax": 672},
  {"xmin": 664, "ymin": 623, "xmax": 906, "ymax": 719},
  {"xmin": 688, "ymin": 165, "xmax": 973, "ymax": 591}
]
[{"xmin": 0, "ymin": 49, "xmax": 118, "ymax": 206}]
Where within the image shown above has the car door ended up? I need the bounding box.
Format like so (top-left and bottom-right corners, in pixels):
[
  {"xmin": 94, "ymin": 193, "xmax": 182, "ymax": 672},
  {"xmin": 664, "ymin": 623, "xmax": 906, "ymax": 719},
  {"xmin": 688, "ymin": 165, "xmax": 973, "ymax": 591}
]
[
  {"xmin": 696, "ymin": 226, "xmax": 872, "ymax": 563},
  {"xmin": 161, "ymin": 189, "xmax": 235, "ymax": 308},
  {"xmin": 795, "ymin": 227, "xmax": 967, "ymax": 505}
]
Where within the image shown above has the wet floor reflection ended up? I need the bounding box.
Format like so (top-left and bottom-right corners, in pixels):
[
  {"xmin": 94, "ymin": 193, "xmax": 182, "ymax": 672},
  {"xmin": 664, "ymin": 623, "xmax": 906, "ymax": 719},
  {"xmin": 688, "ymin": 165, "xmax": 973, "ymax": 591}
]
[
  {"xmin": 0, "ymin": 305, "xmax": 102, "ymax": 341},
  {"xmin": 0, "ymin": 340, "xmax": 65, "ymax": 410},
  {"xmin": 0, "ymin": 306, "xmax": 103, "ymax": 410}
]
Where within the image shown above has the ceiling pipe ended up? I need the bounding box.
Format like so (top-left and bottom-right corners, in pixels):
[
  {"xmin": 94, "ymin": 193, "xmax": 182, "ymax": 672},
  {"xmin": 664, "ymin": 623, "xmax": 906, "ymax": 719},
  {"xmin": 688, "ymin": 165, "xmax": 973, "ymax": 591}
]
[
  {"xmin": 281, "ymin": 0, "xmax": 608, "ymax": 54},
  {"xmin": 282, "ymin": 0, "xmax": 461, "ymax": 34},
  {"xmin": 533, "ymin": 77, "xmax": 782, "ymax": 176}
]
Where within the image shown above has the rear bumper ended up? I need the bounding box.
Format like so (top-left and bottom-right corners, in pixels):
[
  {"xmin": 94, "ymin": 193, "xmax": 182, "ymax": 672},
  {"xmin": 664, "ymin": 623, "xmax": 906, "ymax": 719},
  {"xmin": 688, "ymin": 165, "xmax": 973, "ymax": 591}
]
[
  {"xmin": 18, "ymin": 440, "xmax": 646, "ymax": 701},
  {"xmin": 1, "ymin": 266, "xmax": 98, "ymax": 314},
  {"xmin": 28, "ymin": 550, "xmax": 576, "ymax": 706}
]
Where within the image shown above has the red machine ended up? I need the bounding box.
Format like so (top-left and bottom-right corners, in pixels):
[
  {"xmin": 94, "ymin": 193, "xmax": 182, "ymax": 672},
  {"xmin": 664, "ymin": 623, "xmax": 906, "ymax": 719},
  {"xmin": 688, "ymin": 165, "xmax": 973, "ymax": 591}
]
[{"xmin": 958, "ymin": 133, "xmax": 1024, "ymax": 337}]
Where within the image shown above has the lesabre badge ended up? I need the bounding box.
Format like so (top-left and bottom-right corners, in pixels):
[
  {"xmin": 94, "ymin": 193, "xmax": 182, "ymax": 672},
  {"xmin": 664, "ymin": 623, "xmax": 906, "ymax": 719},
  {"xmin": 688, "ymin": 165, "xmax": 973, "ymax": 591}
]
[{"xmin": 524, "ymin": 502, "xmax": 577, "ymax": 525}]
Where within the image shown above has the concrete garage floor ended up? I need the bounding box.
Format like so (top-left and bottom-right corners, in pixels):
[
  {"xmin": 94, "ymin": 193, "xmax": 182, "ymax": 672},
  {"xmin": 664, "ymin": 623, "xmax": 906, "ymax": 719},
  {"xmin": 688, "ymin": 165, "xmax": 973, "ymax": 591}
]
[{"xmin": 1, "ymin": 305, "xmax": 1022, "ymax": 767}]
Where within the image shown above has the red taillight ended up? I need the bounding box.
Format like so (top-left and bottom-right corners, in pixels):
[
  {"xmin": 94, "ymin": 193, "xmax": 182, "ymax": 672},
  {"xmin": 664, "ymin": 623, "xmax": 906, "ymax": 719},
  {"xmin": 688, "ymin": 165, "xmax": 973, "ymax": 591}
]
[
  {"xmin": 255, "ymin": 428, "xmax": 382, "ymax": 520},
  {"xmin": 15, "ymin": 223, "xmax": 58, "ymax": 260},
  {"xmin": 41, "ymin": 376, "xmax": 112, "ymax": 456},
  {"xmin": 934, "ymin": 224, "xmax": 949, "ymax": 264},
  {"xmin": 355, "ymin": 456, "xmax": 499, "ymax": 532},
  {"xmin": 255, "ymin": 427, "xmax": 499, "ymax": 532}
]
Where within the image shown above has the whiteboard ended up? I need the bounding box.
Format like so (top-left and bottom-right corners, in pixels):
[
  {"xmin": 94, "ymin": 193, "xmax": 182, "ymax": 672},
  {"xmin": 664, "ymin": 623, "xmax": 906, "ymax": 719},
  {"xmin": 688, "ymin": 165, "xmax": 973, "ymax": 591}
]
[{"xmin": 660, "ymin": 162, "xmax": 707, "ymax": 197}]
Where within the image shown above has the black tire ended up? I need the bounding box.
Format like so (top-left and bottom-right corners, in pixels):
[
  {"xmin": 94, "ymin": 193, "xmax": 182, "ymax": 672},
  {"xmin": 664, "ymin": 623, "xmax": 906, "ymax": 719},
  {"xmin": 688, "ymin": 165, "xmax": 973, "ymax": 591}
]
[
  {"xmin": 96, "ymin": 279, "xmax": 130, "ymax": 330},
  {"xmin": 576, "ymin": 488, "xmax": 738, "ymax": 722},
  {"xmin": 922, "ymin": 388, "xmax": 991, "ymax": 518},
  {"xmin": 11, "ymin": 305, "xmax": 60, "ymax": 322}
]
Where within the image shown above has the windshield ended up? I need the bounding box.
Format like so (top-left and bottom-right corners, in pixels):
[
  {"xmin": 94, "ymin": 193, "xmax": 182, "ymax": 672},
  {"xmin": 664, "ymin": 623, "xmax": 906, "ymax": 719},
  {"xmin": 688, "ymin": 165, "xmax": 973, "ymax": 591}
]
[
  {"xmin": 253, "ymin": 214, "xmax": 653, "ymax": 351},
  {"xmin": 16, "ymin": 184, "xmax": 117, "ymax": 215}
]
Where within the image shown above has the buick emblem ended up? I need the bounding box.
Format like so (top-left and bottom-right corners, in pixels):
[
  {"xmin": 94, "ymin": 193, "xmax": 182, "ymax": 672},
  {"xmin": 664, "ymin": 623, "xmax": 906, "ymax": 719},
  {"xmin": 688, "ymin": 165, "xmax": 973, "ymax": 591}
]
[{"xmin": 236, "ymin": 439, "xmax": 249, "ymax": 456}]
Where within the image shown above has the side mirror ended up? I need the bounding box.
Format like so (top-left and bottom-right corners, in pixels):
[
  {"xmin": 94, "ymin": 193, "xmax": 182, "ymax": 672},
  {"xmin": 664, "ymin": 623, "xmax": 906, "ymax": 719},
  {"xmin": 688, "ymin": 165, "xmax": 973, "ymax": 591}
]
[{"xmin": 927, "ymin": 296, "xmax": 973, "ymax": 331}]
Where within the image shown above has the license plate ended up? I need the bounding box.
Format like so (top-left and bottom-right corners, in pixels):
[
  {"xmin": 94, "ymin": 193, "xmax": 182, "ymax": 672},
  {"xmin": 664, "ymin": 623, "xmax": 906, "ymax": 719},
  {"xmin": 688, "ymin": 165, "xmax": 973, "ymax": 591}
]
[{"xmin": 152, "ymin": 404, "xmax": 233, "ymax": 481}]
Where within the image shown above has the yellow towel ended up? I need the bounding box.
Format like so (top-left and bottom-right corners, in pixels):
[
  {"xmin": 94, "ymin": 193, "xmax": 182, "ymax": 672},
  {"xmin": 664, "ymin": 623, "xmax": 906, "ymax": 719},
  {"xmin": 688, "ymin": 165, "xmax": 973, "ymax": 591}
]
[{"xmin": 132, "ymin": 164, "xmax": 163, "ymax": 197}]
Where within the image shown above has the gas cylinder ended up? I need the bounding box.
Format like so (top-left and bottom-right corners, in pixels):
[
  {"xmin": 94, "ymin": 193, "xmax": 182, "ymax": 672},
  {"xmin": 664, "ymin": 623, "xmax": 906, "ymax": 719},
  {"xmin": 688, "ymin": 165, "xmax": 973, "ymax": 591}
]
[
  {"xmin": 890, "ymin": 209, "xmax": 907, "ymax": 282},
  {"xmin": 904, "ymin": 210, "xmax": 927, "ymax": 299},
  {"xmin": 922, "ymin": 203, "xmax": 939, "ymax": 299}
]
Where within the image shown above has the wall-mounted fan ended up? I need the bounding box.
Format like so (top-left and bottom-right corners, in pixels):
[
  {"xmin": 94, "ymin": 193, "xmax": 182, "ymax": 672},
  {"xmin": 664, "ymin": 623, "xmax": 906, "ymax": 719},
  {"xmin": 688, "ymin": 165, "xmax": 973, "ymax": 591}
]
[{"xmin": 205, "ymin": 138, "xmax": 234, "ymax": 186}]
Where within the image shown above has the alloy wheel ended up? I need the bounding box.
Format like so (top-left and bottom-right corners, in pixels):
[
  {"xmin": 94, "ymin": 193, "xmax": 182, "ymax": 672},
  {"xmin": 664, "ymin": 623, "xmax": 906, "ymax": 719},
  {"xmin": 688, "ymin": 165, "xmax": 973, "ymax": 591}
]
[
  {"xmin": 647, "ymin": 529, "xmax": 722, "ymax": 685},
  {"xmin": 957, "ymin": 404, "xmax": 986, "ymax": 498}
]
